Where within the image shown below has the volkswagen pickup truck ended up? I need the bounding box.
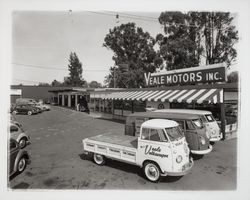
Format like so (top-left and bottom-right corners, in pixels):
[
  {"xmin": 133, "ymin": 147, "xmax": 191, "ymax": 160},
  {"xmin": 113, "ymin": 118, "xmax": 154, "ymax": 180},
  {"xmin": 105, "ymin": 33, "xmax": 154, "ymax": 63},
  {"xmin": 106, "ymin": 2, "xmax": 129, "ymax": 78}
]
[{"xmin": 82, "ymin": 119, "xmax": 193, "ymax": 182}]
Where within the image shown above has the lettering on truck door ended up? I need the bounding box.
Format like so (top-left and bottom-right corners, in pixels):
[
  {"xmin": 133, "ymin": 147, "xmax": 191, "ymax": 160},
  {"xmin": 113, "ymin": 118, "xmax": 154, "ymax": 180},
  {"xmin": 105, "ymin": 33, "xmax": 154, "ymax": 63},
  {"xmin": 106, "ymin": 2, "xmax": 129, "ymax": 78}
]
[{"xmin": 137, "ymin": 128, "xmax": 172, "ymax": 172}]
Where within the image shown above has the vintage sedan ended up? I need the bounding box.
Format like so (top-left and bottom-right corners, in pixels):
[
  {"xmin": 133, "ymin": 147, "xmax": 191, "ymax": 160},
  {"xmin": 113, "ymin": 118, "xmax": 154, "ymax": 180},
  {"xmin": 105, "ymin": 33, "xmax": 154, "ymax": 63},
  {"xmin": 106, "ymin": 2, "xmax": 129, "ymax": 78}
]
[
  {"xmin": 9, "ymin": 138, "xmax": 30, "ymax": 177},
  {"xmin": 10, "ymin": 122, "xmax": 31, "ymax": 149},
  {"xmin": 34, "ymin": 103, "xmax": 50, "ymax": 111},
  {"xmin": 12, "ymin": 105, "xmax": 39, "ymax": 115}
]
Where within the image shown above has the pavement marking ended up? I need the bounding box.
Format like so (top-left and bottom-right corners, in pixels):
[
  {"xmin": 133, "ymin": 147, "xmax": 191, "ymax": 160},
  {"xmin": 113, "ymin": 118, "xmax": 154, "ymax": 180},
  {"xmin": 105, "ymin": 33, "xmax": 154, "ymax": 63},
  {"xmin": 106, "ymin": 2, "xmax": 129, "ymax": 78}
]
[
  {"xmin": 53, "ymin": 132, "xmax": 58, "ymax": 135},
  {"xmin": 35, "ymin": 137, "xmax": 41, "ymax": 140},
  {"xmin": 45, "ymin": 134, "xmax": 50, "ymax": 137}
]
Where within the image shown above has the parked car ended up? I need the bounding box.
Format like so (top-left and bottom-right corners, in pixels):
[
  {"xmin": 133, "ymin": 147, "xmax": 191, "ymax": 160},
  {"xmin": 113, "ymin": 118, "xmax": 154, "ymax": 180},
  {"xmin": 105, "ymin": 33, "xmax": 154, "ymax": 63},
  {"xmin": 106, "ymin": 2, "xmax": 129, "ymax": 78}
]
[
  {"xmin": 16, "ymin": 98, "xmax": 37, "ymax": 105},
  {"xmin": 9, "ymin": 138, "xmax": 30, "ymax": 177},
  {"xmin": 12, "ymin": 105, "xmax": 39, "ymax": 115},
  {"xmin": 9, "ymin": 122, "xmax": 31, "ymax": 149},
  {"xmin": 34, "ymin": 103, "xmax": 50, "ymax": 111}
]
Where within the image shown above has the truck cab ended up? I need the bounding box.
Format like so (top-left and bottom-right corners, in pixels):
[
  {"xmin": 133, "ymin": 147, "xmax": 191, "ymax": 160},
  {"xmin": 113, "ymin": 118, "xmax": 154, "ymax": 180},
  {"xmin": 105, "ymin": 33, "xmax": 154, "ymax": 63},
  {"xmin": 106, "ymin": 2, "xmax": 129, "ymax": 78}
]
[
  {"xmin": 137, "ymin": 119, "xmax": 193, "ymax": 181},
  {"xmin": 82, "ymin": 119, "xmax": 193, "ymax": 182}
]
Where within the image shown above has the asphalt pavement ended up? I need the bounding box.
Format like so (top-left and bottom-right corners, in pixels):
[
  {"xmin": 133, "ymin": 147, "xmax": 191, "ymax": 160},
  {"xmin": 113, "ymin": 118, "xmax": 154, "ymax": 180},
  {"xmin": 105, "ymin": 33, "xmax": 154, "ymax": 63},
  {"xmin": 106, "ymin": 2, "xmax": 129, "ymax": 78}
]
[{"xmin": 9, "ymin": 106, "xmax": 237, "ymax": 190}]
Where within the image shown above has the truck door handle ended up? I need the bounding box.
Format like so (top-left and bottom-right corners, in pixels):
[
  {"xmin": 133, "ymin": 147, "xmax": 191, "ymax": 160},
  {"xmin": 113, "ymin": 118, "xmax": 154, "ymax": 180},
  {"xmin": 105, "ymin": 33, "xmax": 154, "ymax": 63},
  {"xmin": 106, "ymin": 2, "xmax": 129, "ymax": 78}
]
[{"xmin": 140, "ymin": 145, "xmax": 145, "ymax": 148}]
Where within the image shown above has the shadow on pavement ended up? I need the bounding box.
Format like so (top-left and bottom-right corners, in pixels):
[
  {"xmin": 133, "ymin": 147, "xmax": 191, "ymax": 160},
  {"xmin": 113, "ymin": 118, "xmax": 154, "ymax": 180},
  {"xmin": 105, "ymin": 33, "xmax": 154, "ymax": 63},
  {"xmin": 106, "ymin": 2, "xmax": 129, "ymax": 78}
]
[
  {"xmin": 79, "ymin": 153, "xmax": 143, "ymax": 178},
  {"xmin": 79, "ymin": 153, "xmax": 184, "ymax": 183},
  {"xmin": 97, "ymin": 117, "xmax": 125, "ymax": 124},
  {"xmin": 191, "ymin": 154, "xmax": 204, "ymax": 160}
]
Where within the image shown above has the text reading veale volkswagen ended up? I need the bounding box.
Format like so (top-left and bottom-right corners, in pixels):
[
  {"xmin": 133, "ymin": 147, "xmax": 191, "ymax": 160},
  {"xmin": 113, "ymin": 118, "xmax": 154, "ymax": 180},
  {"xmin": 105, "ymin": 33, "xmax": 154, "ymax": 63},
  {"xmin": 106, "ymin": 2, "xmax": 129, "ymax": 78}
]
[{"xmin": 82, "ymin": 119, "xmax": 193, "ymax": 182}]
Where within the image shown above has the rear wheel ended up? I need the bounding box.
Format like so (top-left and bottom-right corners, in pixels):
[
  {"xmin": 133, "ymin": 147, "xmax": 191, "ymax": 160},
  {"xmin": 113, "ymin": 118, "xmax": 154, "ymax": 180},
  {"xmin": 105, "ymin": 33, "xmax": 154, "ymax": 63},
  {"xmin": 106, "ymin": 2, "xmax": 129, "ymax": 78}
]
[
  {"xmin": 93, "ymin": 153, "xmax": 105, "ymax": 165},
  {"xmin": 17, "ymin": 157, "xmax": 27, "ymax": 173},
  {"xmin": 12, "ymin": 111, "xmax": 17, "ymax": 115},
  {"xmin": 143, "ymin": 162, "xmax": 161, "ymax": 182},
  {"xmin": 27, "ymin": 111, "xmax": 32, "ymax": 115}
]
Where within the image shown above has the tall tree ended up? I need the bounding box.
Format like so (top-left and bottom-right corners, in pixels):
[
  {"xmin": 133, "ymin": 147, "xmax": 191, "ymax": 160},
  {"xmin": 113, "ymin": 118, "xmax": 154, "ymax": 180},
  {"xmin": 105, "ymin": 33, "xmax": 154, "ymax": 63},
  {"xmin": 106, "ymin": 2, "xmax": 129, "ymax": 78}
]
[
  {"xmin": 88, "ymin": 80, "xmax": 102, "ymax": 88},
  {"xmin": 157, "ymin": 11, "xmax": 238, "ymax": 70},
  {"xmin": 103, "ymin": 23, "xmax": 161, "ymax": 88},
  {"xmin": 67, "ymin": 52, "xmax": 85, "ymax": 86},
  {"xmin": 51, "ymin": 79, "xmax": 63, "ymax": 86}
]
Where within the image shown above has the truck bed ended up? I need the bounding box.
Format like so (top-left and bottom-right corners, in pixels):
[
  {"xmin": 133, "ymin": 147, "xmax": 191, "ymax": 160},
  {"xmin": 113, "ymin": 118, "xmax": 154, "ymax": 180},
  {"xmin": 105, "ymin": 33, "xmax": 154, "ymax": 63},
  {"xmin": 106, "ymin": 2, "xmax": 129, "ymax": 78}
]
[
  {"xmin": 83, "ymin": 133, "xmax": 138, "ymax": 164},
  {"xmin": 87, "ymin": 132, "xmax": 138, "ymax": 149}
]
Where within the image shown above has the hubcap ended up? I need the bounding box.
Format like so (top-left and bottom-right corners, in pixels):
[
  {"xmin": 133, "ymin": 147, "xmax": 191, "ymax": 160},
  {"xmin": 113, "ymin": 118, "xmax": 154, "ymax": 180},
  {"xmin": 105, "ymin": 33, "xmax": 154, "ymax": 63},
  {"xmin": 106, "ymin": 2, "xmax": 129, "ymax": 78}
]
[
  {"xmin": 94, "ymin": 154, "xmax": 103, "ymax": 164},
  {"xmin": 19, "ymin": 139, "xmax": 26, "ymax": 148},
  {"xmin": 18, "ymin": 158, "xmax": 26, "ymax": 172},
  {"xmin": 145, "ymin": 164, "xmax": 159, "ymax": 181}
]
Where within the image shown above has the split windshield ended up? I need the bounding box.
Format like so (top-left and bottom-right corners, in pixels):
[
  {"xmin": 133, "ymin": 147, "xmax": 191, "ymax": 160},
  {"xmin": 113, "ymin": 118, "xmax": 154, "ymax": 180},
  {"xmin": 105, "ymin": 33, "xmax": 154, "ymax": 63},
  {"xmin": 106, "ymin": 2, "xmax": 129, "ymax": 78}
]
[{"xmin": 165, "ymin": 126, "xmax": 183, "ymax": 141}]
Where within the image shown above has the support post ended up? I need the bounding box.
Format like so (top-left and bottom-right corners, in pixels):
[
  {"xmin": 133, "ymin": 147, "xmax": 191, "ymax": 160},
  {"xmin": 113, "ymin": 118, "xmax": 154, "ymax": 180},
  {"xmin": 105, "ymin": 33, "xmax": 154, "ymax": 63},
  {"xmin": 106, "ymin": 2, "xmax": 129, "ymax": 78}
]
[
  {"xmin": 68, "ymin": 94, "xmax": 71, "ymax": 107},
  {"xmin": 75, "ymin": 94, "xmax": 78, "ymax": 110},
  {"xmin": 62, "ymin": 94, "xmax": 65, "ymax": 106},
  {"xmin": 220, "ymin": 103, "xmax": 226, "ymax": 140}
]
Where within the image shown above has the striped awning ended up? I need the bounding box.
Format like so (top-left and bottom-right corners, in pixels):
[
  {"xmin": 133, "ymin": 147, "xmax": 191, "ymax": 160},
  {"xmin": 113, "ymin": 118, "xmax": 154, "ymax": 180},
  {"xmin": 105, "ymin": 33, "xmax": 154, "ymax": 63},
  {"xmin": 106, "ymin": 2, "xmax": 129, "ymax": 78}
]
[{"xmin": 102, "ymin": 89, "xmax": 223, "ymax": 104}]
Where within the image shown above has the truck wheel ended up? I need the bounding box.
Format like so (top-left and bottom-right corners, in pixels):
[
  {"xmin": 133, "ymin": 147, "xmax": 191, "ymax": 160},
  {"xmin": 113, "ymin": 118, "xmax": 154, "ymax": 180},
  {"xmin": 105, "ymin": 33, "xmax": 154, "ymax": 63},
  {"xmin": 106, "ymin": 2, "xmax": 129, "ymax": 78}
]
[
  {"xmin": 12, "ymin": 111, "xmax": 17, "ymax": 115},
  {"xmin": 27, "ymin": 111, "xmax": 32, "ymax": 115},
  {"xmin": 143, "ymin": 162, "xmax": 161, "ymax": 182},
  {"xmin": 17, "ymin": 157, "xmax": 27, "ymax": 173},
  {"xmin": 93, "ymin": 153, "xmax": 105, "ymax": 165}
]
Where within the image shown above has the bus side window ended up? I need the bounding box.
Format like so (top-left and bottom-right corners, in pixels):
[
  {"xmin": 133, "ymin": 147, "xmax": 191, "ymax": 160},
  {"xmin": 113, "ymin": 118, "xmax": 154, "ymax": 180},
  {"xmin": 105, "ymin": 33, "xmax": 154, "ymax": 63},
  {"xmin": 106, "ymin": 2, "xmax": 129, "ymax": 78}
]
[{"xmin": 186, "ymin": 120, "xmax": 195, "ymax": 130}]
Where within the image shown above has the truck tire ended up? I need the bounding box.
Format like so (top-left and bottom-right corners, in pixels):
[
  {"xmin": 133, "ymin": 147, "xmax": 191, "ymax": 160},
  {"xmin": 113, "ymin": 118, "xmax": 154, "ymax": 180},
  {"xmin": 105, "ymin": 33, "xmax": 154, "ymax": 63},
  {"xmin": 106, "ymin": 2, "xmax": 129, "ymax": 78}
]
[
  {"xmin": 27, "ymin": 111, "xmax": 32, "ymax": 115},
  {"xmin": 12, "ymin": 111, "xmax": 17, "ymax": 115},
  {"xmin": 93, "ymin": 153, "xmax": 106, "ymax": 165},
  {"xmin": 143, "ymin": 161, "xmax": 161, "ymax": 182}
]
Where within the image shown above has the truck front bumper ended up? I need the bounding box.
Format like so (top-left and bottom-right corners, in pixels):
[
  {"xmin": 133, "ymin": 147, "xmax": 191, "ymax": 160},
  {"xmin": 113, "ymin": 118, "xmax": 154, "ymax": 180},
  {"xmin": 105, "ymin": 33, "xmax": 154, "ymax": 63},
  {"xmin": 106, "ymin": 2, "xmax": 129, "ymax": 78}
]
[
  {"xmin": 162, "ymin": 158, "xmax": 194, "ymax": 176},
  {"xmin": 191, "ymin": 144, "xmax": 213, "ymax": 155}
]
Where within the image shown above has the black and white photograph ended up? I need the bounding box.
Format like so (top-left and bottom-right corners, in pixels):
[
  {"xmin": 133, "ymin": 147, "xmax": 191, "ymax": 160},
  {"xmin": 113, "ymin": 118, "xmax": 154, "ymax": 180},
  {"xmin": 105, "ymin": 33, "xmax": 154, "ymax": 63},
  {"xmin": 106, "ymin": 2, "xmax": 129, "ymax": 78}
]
[{"xmin": 0, "ymin": 0, "xmax": 250, "ymax": 199}]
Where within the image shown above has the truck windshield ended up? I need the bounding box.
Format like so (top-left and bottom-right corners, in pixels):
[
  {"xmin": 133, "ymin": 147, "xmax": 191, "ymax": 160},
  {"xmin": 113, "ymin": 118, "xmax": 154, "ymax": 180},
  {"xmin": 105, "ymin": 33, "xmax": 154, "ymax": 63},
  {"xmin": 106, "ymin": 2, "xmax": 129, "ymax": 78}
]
[{"xmin": 165, "ymin": 126, "xmax": 183, "ymax": 141}]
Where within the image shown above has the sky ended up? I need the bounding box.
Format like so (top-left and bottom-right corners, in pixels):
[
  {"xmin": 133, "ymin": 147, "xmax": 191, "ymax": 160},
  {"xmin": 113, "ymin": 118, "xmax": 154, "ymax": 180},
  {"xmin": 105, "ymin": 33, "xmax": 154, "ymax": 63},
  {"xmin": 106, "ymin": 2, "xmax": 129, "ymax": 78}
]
[{"xmin": 12, "ymin": 11, "xmax": 163, "ymax": 85}]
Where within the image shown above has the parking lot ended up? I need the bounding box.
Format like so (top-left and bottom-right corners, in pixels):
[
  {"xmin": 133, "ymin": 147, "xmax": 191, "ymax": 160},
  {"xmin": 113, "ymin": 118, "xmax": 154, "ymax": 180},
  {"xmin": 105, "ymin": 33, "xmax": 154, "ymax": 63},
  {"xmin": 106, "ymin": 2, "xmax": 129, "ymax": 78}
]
[{"xmin": 9, "ymin": 106, "xmax": 237, "ymax": 190}]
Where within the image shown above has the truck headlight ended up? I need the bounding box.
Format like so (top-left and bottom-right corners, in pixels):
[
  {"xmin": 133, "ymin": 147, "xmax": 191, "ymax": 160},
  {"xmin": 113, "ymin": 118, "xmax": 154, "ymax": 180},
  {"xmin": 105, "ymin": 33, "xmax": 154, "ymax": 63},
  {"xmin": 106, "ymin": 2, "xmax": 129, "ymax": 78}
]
[
  {"xmin": 200, "ymin": 136, "xmax": 206, "ymax": 145},
  {"xmin": 176, "ymin": 155, "xmax": 183, "ymax": 163}
]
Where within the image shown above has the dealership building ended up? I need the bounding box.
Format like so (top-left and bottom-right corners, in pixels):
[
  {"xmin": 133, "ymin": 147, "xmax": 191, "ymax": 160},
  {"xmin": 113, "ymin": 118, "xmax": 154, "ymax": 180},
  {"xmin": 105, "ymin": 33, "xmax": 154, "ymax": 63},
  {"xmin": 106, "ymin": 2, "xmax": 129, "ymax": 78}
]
[
  {"xmin": 89, "ymin": 63, "xmax": 238, "ymax": 139},
  {"xmin": 10, "ymin": 63, "xmax": 239, "ymax": 139}
]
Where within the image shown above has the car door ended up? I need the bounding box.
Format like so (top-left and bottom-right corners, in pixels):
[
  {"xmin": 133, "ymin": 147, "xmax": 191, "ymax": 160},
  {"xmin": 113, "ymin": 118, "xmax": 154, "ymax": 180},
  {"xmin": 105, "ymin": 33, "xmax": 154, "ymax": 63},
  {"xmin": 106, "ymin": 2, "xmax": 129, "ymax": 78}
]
[
  {"xmin": 137, "ymin": 128, "xmax": 172, "ymax": 171},
  {"xmin": 9, "ymin": 139, "xmax": 19, "ymax": 175},
  {"xmin": 19, "ymin": 105, "xmax": 26, "ymax": 114}
]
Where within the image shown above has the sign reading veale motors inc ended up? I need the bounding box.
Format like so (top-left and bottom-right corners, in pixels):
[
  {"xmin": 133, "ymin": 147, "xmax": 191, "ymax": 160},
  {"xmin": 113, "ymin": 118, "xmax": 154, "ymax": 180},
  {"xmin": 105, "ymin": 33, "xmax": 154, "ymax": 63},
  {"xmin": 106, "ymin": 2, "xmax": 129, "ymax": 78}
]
[{"xmin": 144, "ymin": 63, "xmax": 226, "ymax": 87}]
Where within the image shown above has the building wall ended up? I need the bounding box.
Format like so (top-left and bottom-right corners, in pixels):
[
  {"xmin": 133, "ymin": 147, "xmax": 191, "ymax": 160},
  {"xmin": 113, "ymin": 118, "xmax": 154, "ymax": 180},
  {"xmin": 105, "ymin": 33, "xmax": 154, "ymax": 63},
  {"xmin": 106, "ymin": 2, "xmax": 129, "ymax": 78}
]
[
  {"xmin": 146, "ymin": 101, "xmax": 170, "ymax": 110},
  {"xmin": 11, "ymin": 85, "xmax": 59, "ymax": 101}
]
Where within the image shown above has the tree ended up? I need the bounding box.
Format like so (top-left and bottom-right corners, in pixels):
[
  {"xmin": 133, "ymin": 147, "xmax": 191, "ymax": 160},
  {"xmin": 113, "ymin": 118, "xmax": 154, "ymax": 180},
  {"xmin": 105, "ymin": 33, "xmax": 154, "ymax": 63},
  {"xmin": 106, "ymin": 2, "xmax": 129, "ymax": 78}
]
[
  {"xmin": 156, "ymin": 11, "xmax": 238, "ymax": 70},
  {"xmin": 51, "ymin": 79, "xmax": 63, "ymax": 86},
  {"xmin": 227, "ymin": 71, "xmax": 238, "ymax": 83},
  {"xmin": 89, "ymin": 80, "xmax": 102, "ymax": 88},
  {"xmin": 67, "ymin": 52, "xmax": 85, "ymax": 86},
  {"xmin": 38, "ymin": 82, "xmax": 50, "ymax": 86},
  {"xmin": 103, "ymin": 23, "xmax": 160, "ymax": 88}
]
